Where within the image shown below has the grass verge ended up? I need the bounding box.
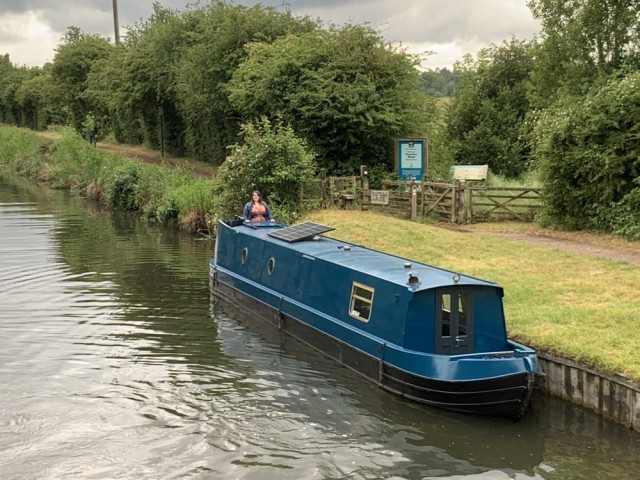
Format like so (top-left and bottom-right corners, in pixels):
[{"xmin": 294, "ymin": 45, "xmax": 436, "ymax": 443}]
[{"xmin": 304, "ymin": 209, "xmax": 640, "ymax": 383}]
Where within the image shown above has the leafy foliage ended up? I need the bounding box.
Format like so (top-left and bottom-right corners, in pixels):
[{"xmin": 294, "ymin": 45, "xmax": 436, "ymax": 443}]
[
  {"xmin": 212, "ymin": 117, "xmax": 317, "ymax": 223},
  {"xmin": 419, "ymin": 67, "xmax": 464, "ymax": 97},
  {"xmin": 527, "ymin": 0, "xmax": 640, "ymax": 109},
  {"xmin": 174, "ymin": 1, "xmax": 319, "ymax": 165},
  {"xmin": 228, "ymin": 25, "xmax": 435, "ymax": 175},
  {"xmin": 444, "ymin": 39, "xmax": 535, "ymax": 178},
  {"xmin": 51, "ymin": 27, "xmax": 113, "ymax": 130},
  {"xmin": 99, "ymin": 5, "xmax": 192, "ymax": 151},
  {"xmin": 532, "ymin": 72, "xmax": 640, "ymax": 236}
]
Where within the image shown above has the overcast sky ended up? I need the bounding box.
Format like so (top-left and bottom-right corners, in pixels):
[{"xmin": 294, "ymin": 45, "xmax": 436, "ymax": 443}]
[{"xmin": 0, "ymin": 0, "xmax": 541, "ymax": 70}]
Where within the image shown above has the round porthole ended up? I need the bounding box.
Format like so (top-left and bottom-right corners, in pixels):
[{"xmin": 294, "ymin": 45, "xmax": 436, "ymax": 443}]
[
  {"xmin": 241, "ymin": 247, "xmax": 249, "ymax": 265},
  {"xmin": 267, "ymin": 257, "xmax": 276, "ymax": 276}
]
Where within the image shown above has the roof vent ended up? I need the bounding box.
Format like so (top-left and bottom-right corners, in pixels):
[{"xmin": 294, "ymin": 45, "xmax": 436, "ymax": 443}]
[{"xmin": 407, "ymin": 271, "xmax": 421, "ymax": 286}]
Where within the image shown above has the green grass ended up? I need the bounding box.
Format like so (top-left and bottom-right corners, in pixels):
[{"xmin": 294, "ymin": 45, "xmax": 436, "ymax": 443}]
[
  {"xmin": 0, "ymin": 125, "xmax": 46, "ymax": 177},
  {"xmin": 304, "ymin": 209, "xmax": 640, "ymax": 382},
  {"xmin": 0, "ymin": 126, "xmax": 216, "ymax": 234}
]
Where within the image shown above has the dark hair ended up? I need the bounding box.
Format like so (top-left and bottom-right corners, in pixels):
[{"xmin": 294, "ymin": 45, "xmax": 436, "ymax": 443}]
[{"xmin": 251, "ymin": 190, "xmax": 262, "ymax": 203}]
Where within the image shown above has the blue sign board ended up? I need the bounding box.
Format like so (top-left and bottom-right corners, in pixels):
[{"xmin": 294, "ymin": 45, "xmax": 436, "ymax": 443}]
[{"xmin": 395, "ymin": 138, "xmax": 428, "ymax": 181}]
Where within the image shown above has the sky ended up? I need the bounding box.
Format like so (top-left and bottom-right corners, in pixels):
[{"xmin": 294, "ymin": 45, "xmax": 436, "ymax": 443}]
[{"xmin": 0, "ymin": 0, "xmax": 541, "ymax": 70}]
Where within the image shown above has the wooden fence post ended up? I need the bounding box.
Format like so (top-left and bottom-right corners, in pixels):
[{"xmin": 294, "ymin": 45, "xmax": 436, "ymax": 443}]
[{"xmin": 410, "ymin": 183, "xmax": 417, "ymax": 221}]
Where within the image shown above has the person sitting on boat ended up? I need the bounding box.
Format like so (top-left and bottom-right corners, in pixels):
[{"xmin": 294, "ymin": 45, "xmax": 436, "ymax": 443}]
[{"xmin": 243, "ymin": 190, "xmax": 273, "ymax": 223}]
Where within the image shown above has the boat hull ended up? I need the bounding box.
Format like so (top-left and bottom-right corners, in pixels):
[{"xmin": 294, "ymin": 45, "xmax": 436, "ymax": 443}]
[{"xmin": 210, "ymin": 273, "xmax": 536, "ymax": 420}]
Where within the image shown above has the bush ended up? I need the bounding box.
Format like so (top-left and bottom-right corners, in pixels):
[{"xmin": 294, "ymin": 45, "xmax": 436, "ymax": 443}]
[
  {"xmin": 532, "ymin": 73, "xmax": 640, "ymax": 235},
  {"xmin": 212, "ymin": 117, "xmax": 317, "ymax": 223},
  {"xmin": 107, "ymin": 163, "xmax": 142, "ymax": 210}
]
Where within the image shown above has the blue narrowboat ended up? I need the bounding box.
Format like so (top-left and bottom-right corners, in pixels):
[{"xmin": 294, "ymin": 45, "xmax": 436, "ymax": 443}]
[{"xmin": 209, "ymin": 219, "xmax": 544, "ymax": 419}]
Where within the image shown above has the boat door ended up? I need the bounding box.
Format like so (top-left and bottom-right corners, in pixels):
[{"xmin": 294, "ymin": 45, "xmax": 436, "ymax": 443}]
[{"xmin": 435, "ymin": 289, "xmax": 473, "ymax": 354}]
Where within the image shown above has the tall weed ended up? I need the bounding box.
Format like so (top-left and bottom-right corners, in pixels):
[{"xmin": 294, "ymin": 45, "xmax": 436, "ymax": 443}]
[{"xmin": 0, "ymin": 126, "xmax": 45, "ymax": 177}]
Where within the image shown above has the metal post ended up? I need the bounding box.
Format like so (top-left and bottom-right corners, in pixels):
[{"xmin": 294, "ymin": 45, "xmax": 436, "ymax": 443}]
[{"xmin": 112, "ymin": 0, "xmax": 120, "ymax": 44}]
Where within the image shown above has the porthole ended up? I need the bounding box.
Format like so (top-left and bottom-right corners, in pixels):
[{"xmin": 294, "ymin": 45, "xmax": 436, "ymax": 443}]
[
  {"xmin": 267, "ymin": 257, "xmax": 276, "ymax": 276},
  {"xmin": 241, "ymin": 247, "xmax": 249, "ymax": 265}
]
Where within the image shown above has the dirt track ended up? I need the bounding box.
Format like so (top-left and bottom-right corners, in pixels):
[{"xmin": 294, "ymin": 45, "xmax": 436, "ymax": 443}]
[
  {"xmin": 438, "ymin": 222, "xmax": 640, "ymax": 266},
  {"xmin": 38, "ymin": 132, "xmax": 215, "ymax": 178}
]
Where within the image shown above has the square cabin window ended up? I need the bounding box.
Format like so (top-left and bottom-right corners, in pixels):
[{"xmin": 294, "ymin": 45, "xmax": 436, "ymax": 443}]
[{"xmin": 349, "ymin": 282, "xmax": 374, "ymax": 322}]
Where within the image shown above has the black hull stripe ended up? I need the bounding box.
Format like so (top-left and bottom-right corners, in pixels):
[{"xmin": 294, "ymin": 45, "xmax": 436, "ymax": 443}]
[{"xmin": 210, "ymin": 278, "xmax": 534, "ymax": 419}]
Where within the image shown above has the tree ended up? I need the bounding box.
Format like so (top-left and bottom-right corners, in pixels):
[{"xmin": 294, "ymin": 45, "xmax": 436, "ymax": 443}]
[
  {"xmin": 51, "ymin": 27, "xmax": 113, "ymax": 130},
  {"xmin": 94, "ymin": 4, "xmax": 193, "ymax": 151},
  {"xmin": 228, "ymin": 25, "xmax": 435, "ymax": 175},
  {"xmin": 444, "ymin": 39, "xmax": 535, "ymax": 178},
  {"xmin": 16, "ymin": 69, "xmax": 52, "ymax": 130},
  {"xmin": 0, "ymin": 55, "xmax": 18, "ymax": 124},
  {"xmin": 527, "ymin": 0, "xmax": 640, "ymax": 108},
  {"xmin": 532, "ymin": 72, "xmax": 640, "ymax": 237},
  {"xmin": 419, "ymin": 67, "xmax": 464, "ymax": 97},
  {"xmin": 175, "ymin": 1, "xmax": 319, "ymax": 165}
]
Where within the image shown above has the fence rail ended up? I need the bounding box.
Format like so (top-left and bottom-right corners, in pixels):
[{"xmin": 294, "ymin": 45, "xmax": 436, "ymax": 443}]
[
  {"xmin": 300, "ymin": 168, "xmax": 542, "ymax": 224},
  {"xmin": 466, "ymin": 186, "xmax": 542, "ymax": 222}
]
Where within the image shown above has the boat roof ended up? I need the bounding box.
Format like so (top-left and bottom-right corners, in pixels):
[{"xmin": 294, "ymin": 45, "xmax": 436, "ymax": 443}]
[{"xmin": 229, "ymin": 221, "xmax": 498, "ymax": 291}]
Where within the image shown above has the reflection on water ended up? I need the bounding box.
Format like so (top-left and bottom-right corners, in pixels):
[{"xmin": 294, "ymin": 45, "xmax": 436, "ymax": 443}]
[{"xmin": 0, "ymin": 173, "xmax": 639, "ymax": 480}]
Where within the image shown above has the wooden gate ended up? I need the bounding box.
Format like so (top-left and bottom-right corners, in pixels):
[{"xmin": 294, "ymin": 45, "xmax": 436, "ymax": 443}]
[
  {"xmin": 422, "ymin": 182, "xmax": 461, "ymax": 222},
  {"xmin": 302, "ymin": 172, "xmax": 541, "ymax": 224},
  {"xmin": 466, "ymin": 186, "xmax": 542, "ymax": 221}
]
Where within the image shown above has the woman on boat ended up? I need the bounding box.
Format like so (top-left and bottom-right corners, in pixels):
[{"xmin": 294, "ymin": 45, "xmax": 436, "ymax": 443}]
[{"xmin": 243, "ymin": 190, "xmax": 272, "ymax": 222}]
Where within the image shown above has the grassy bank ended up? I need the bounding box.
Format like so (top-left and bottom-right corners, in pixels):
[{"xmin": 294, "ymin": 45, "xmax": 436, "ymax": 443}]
[
  {"xmin": 2, "ymin": 125, "xmax": 639, "ymax": 383},
  {"xmin": 304, "ymin": 210, "xmax": 640, "ymax": 382},
  {"xmin": 0, "ymin": 126, "xmax": 216, "ymax": 234}
]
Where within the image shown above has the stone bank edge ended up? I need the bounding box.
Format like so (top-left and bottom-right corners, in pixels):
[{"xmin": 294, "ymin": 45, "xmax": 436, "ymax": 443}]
[{"xmin": 538, "ymin": 354, "xmax": 640, "ymax": 432}]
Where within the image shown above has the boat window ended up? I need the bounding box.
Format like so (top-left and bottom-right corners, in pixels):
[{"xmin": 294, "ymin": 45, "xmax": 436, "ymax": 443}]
[
  {"xmin": 349, "ymin": 282, "xmax": 374, "ymax": 323},
  {"xmin": 241, "ymin": 247, "xmax": 249, "ymax": 265},
  {"xmin": 267, "ymin": 257, "xmax": 275, "ymax": 276},
  {"xmin": 441, "ymin": 293, "xmax": 451, "ymax": 337}
]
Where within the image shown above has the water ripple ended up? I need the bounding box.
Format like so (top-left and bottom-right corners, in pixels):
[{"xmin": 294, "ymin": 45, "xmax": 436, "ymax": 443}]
[{"xmin": 2, "ymin": 178, "xmax": 640, "ymax": 480}]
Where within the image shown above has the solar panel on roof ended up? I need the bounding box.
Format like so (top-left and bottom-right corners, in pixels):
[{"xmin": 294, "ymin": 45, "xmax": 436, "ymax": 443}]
[{"xmin": 267, "ymin": 222, "xmax": 334, "ymax": 243}]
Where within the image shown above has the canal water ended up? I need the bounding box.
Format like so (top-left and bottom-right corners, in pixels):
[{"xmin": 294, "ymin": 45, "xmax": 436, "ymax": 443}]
[{"xmin": 1, "ymin": 173, "xmax": 639, "ymax": 480}]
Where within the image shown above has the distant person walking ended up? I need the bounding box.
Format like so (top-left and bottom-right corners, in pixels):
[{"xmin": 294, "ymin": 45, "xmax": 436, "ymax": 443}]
[{"xmin": 89, "ymin": 128, "xmax": 97, "ymax": 147}]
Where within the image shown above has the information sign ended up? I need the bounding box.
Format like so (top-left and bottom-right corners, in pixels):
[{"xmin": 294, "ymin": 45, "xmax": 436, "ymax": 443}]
[
  {"xmin": 395, "ymin": 138, "xmax": 428, "ymax": 181},
  {"xmin": 370, "ymin": 190, "xmax": 389, "ymax": 205},
  {"xmin": 450, "ymin": 165, "xmax": 489, "ymax": 181}
]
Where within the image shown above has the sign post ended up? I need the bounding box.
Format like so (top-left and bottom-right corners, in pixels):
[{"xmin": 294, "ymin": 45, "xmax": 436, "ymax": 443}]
[
  {"xmin": 395, "ymin": 138, "xmax": 428, "ymax": 181},
  {"xmin": 449, "ymin": 165, "xmax": 488, "ymax": 182}
]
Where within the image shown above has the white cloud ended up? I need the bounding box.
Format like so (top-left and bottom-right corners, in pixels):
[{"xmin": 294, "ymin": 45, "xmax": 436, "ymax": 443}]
[
  {"xmin": 0, "ymin": 11, "xmax": 59, "ymax": 66},
  {"xmin": 0, "ymin": 1, "xmax": 541, "ymax": 70}
]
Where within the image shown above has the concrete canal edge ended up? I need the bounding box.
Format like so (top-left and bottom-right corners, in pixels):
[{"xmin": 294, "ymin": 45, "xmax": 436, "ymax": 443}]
[{"xmin": 537, "ymin": 353, "xmax": 640, "ymax": 433}]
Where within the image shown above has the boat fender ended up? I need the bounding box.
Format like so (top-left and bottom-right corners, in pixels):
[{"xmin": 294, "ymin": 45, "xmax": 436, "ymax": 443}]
[
  {"xmin": 277, "ymin": 297, "xmax": 284, "ymax": 329},
  {"xmin": 378, "ymin": 343, "xmax": 387, "ymax": 383}
]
